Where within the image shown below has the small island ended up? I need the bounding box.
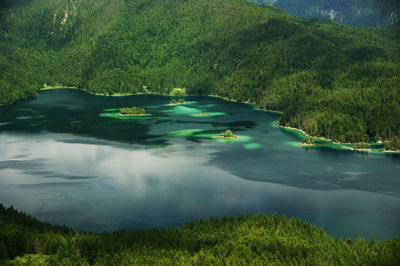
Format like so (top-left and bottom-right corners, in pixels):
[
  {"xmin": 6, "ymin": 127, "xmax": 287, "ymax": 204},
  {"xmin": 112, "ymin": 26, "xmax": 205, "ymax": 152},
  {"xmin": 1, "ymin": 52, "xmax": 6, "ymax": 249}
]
[
  {"xmin": 197, "ymin": 112, "xmax": 210, "ymax": 116},
  {"xmin": 169, "ymin": 98, "xmax": 187, "ymax": 105},
  {"xmin": 119, "ymin": 107, "xmax": 146, "ymax": 116},
  {"xmin": 217, "ymin": 129, "xmax": 238, "ymax": 139}
]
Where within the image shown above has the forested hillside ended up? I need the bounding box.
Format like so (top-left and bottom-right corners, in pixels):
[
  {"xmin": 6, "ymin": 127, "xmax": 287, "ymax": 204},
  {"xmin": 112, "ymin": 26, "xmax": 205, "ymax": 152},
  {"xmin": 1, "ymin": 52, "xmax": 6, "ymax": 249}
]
[
  {"xmin": 249, "ymin": 0, "xmax": 400, "ymax": 27},
  {"xmin": 1, "ymin": 204, "xmax": 399, "ymax": 264},
  {"xmin": 0, "ymin": 0, "xmax": 399, "ymax": 142}
]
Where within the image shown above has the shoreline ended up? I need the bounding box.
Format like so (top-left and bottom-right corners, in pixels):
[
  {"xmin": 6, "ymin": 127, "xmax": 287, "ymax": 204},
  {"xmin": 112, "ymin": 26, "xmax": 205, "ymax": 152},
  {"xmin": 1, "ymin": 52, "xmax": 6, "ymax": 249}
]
[
  {"xmin": 214, "ymin": 135, "xmax": 238, "ymax": 140},
  {"xmin": 40, "ymin": 86, "xmax": 76, "ymax": 91},
  {"xmin": 119, "ymin": 113, "xmax": 147, "ymax": 116},
  {"xmin": 207, "ymin": 94, "xmax": 283, "ymax": 114},
  {"xmin": 168, "ymin": 103, "xmax": 187, "ymax": 106},
  {"xmin": 278, "ymin": 122, "xmax": 399, "ymax": 154},
  {"xmin": 37, "ymin": 86, "xmax": 400, "ymax": 154}
]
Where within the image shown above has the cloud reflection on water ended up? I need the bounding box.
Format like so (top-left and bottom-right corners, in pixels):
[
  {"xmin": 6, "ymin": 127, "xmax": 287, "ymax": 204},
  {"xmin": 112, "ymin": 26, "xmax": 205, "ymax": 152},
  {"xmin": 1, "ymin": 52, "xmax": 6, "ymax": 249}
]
[{"xmin": 0, "ymin": 132, "xmax": 399, "ymax": 239}]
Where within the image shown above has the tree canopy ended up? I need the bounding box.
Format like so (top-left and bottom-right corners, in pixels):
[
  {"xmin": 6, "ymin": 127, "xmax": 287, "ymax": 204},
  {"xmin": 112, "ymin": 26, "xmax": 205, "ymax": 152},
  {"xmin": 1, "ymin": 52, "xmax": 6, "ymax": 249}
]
[
  {"xmin": 120, "ymin": 107, "xmax": 146, "ymax": 115},
  {"xmin": 1, "ymin": 204, "xmax": 399, "ymax": 264}
]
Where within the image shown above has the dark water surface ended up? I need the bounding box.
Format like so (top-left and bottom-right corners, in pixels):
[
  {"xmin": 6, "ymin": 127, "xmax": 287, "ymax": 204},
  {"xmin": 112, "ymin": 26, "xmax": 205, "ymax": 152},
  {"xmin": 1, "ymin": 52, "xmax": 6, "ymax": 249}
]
[{"xmin": 0, "ymin": 89, "xmax": 399, "ymax": 240}]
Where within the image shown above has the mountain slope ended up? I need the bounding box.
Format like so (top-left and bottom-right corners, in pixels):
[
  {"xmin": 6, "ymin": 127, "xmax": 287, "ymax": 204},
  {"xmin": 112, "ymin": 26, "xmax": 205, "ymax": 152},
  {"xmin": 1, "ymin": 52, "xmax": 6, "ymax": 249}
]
[
  {"xmin": 249, "ymin": 0, "xmax": 400, "ymax": 27},
  {"xmin": 0, "ymin": 0, "xmax": 399, "ymax": 142}
]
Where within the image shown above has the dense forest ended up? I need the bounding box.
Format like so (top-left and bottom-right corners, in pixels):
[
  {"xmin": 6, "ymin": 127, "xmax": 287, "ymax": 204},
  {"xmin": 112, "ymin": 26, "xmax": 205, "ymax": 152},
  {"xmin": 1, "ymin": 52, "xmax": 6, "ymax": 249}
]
[
  {"xmin": 0, "ymin": 0, "xmax": 400, "ymax": 143},
  {"xmin": 249, "ymin": 0, "xmax": 400, "ymax": 27},
  {"xmin": 1, "ymin": 204, "xmax": 399, "ymax": 264}
]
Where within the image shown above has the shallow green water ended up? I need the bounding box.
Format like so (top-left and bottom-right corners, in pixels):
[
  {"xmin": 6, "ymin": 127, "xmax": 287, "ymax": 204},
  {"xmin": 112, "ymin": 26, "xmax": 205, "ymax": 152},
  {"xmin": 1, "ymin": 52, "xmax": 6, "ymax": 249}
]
[{"xmin": 0, "ymin": 89, "xmax": 399, "ymax": 240}]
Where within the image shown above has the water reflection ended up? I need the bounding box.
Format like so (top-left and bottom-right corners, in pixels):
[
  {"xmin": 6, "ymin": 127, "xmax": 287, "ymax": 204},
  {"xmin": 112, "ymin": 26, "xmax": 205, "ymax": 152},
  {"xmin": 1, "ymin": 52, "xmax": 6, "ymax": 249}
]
[
  {"xmin": 0, "ymin": 90, "xmax": 399, "ymax": 240},
  {"xmin": 0, "ymin": 132, "xmax": 399, "ymax": 239}
]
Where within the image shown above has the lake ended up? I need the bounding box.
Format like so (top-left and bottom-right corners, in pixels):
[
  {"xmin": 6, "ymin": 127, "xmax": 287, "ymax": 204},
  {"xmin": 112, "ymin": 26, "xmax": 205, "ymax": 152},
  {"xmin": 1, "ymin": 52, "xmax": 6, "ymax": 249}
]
[{"xmin": 0, "ymin": 89, "xmax": 399, "ymax": 240}]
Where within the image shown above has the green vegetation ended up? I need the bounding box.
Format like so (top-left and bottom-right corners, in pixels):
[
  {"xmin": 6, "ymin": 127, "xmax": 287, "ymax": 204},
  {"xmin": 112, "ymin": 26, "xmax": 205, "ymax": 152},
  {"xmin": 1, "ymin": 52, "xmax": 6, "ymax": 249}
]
[
  {"xmin": 218, "ymin": 129, "xmax": 237, "ymax": 139},
  {"xmin": 166, "ymin": 129, "xmax": 251, "ymax": 144},
  {"xmin": 243, "ymin": 142, "xmax": 263, "ymax": 149},
  {"xmin": 99, "ymin": 107, "xmax": 151, "ymax": 120},
  {"xmin": 301, "ymin": 137, "xmax": 314, "ymax": 145},
  {"xmin": 191, "ymin": 112, "xmax": 225, "ymax": 117},
  {"xmin": 0, "ymin": 0, "xmax": 399, "ymax": 144},
  {"xmin": 170, "ymin": 88, "xmax": 187, "ymax": 96},
  {"xmin": 119, "ymin": 107, "xmax": 146, "ymax": 116},
  {"xmin": 162, "ymin": 105, "xmax": 202, "ymax": 116},
  {"xmin": 385, "ymin": 136, "xmax": 400, "ymax": 151},
  {"xmin": 352, "ymin": 142, "xmax": 369, "ymax": 150},
  {"xmin": 40, "ymin": 85, "xmax": 76, "ymax": 91},
  {"xmin": 100, "ymin": 112, "xmax": 152, "ymax": 120},
  {"xmin": 166, "ymin": 129, "xmax": 205, "ymax": 137},
  {"xmin": 280, "ymin": 125, "xmax": 392, "ymax": 153},
  {"xmin": 170, "ymin": 98, "xmax": 187, "ymax": 105},
  {"xmin": 249, "ymin": 0, "xmax": 400, "ymax": 27},
  {"xmin": 1, "ymin": 204, "xmax": 399, "ymax": 264}
]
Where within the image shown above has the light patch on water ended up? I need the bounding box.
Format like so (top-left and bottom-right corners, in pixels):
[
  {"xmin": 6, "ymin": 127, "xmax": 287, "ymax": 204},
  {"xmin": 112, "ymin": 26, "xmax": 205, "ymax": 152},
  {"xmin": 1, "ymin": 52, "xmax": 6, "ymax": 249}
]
[
  {"xmin": 343, "ymin": 171, "xmax": 373, "ymax": 176},
  {"xmin": 285, "ymin": 141, "xmax": 302, "ymax": 147},
  {"xmin": 166, "ymin": 129, "xmax": 205, "ymax": 137},
  {"xmin": 16, "ymin": 116, "xmax": 32, "ymax": 120},
  {"xmin": 161, "ymin": 104, "xmax": 225, "ymax": 118},
  {"xmin": 244, "ymin": 143, "xmax": 262, "ymax": 150},
  {"xmin": 144, "ymin": 144, "xmax": 169, "ymax": 149},
  {"xmin": 99, "ymin": 112, "xmax": 152, "ymax": 120},
  {"xmin": 194, "ymin": 133, "xmax": 252, "ymax": 143},
  {"xmin": 17, "ymin": 108, "xmax": 40, "ymax": 113},
  {"xmin": 161, "ymin": 105, "xmax": 202, "ymax": 116},
  {"xmin": 271, "ymin": 121, "xmax": 279, "ymax": 128},
  {"xmin": 338, "ymin": 176, "xmax": 361, "ymax": 182},
  {"xmin": 165, "ymin": 129, "xmax": 252, "ymax": 144},
  {"xmin": 143, "ymin": 105, "xmax": 162, "ymax": 109},
  {"xmin": 103, "ymin": 108, "xmax": 120, "ymax": 112},
  {"xmin": 162, "ymin": 101, "xmax": 197, "ymax": 107},
  {"xmin": 214, "ymin": 134, "xmax": 252, "ymax": 143},
  {"xmin": 198, "ymin": 104, "xmax": 215, "ymax": 108},
  {"xmin": 190, "ymin": 112, "xmax": 225, "ymax": 117}
]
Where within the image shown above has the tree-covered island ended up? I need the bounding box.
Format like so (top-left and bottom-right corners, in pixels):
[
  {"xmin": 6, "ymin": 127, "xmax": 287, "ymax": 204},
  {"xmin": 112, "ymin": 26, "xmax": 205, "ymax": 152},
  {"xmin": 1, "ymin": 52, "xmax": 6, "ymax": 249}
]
[
  {"xmin": 198, "ymin": 112, "xmax": 211, "ymax": 116},
  {"xmin": 119, "ymin": 107, "xmax": 146, "ymax": 116},
  {"xmin": 169, "ymin": 98, "xmax": 188, "ymax": 105},
  {"xmin": 217, "ymin": 129, "xmax": 238, "ymax": 139}
]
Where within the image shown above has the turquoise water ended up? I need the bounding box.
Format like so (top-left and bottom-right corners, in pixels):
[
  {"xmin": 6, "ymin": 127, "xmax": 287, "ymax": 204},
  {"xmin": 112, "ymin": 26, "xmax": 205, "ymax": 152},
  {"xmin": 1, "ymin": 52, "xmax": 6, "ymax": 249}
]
[{"xmin": 0, "ymin": 89, "xmax": 399, "ymax": 240}]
